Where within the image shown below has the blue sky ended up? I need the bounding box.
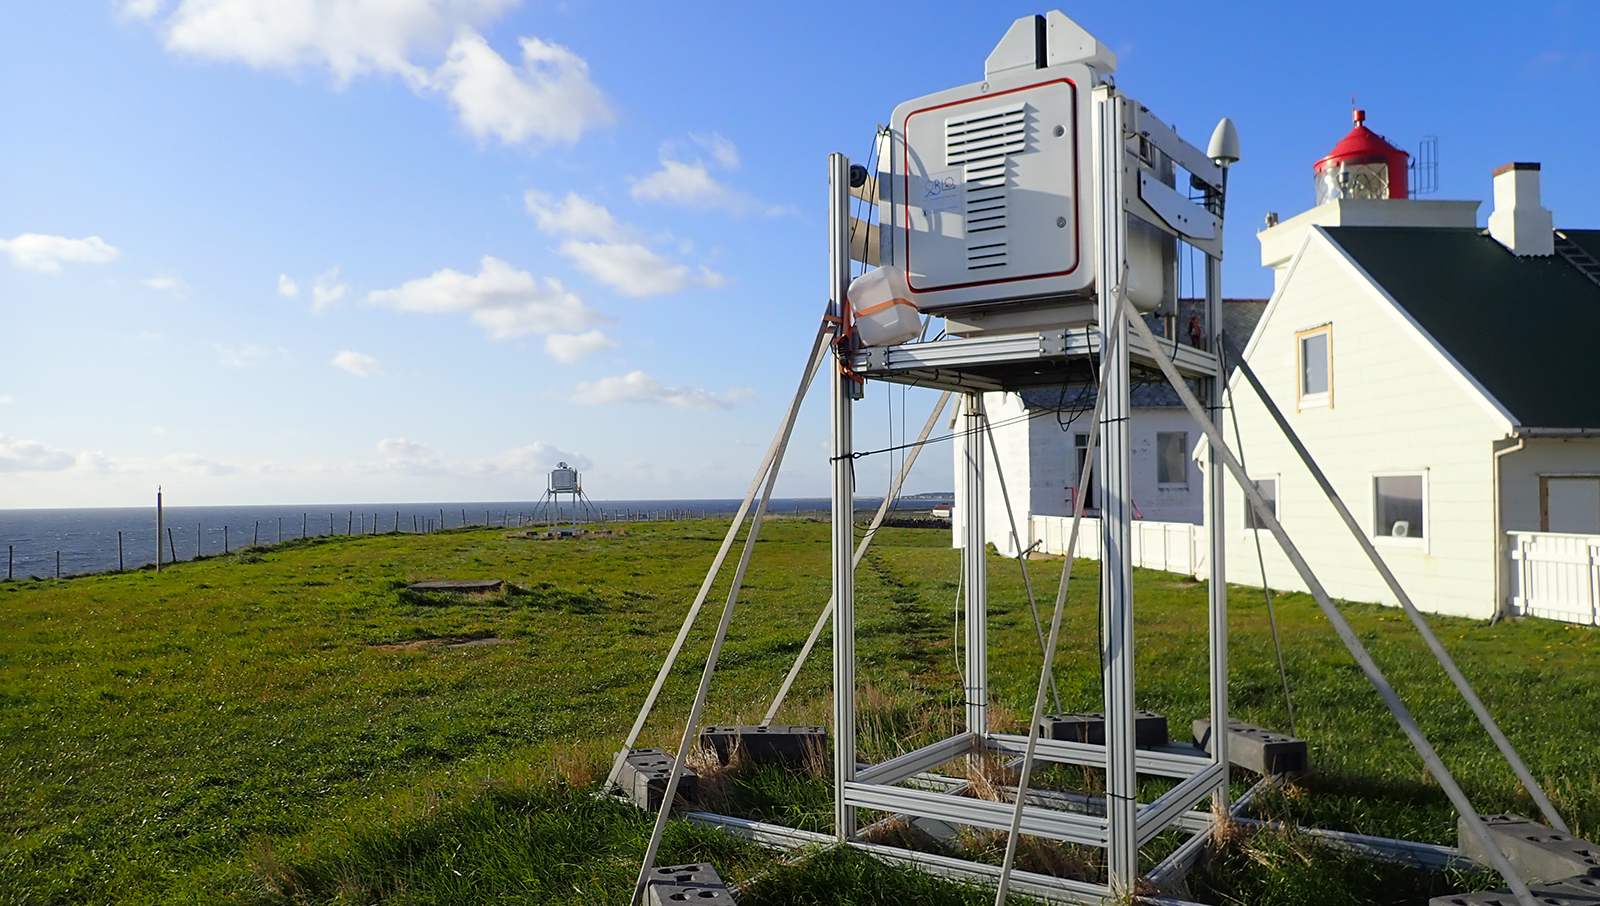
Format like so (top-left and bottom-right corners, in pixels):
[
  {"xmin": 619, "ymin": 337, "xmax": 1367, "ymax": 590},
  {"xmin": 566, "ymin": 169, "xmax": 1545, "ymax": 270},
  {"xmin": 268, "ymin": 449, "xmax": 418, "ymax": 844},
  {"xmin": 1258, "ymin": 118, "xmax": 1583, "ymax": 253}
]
[{"xmin": 3, "ymin": 1, "xmax": 1597, "ymax": 508}]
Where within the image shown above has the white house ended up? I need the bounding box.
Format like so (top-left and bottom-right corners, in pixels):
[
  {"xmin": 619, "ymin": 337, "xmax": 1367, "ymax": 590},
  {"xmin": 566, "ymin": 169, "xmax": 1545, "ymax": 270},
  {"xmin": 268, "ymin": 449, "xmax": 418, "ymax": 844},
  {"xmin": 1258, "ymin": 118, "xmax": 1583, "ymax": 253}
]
[
  {"xmin": 952, "ymin": 301, "xmax": 1265, "ymax": 557},
  {"xmin": 957, "ymin": 106, "xmax": 1600, "ymax": 625},
  {"xmin": 1219, "ymin": 162, "xmax": 1600, "ymax": 621}
]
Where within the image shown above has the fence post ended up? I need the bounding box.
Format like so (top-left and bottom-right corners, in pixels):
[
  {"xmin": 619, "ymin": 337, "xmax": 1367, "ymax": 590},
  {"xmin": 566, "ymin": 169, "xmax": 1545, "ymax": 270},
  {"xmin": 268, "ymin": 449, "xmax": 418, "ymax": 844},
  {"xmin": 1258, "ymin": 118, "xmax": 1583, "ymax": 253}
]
[
  {"xmin": 167, "ymin": 528, "xmax": 177, "ymax": 565},
  {"xmin": 7, "ymin": 544, "xmax": 11, "ymax": 580},
  {"xmin": 118, "ymin": 532, "xmax": 124, "ymax": 572},
  {"xmin": 224, "ymin": 526, "xmax": 229, "ymax": 554},
  {"xmin": 254, "ymin": 521, "xmax": 259, "ymax": 547},
  {"xmin": 303, "ymin": 513, "xmax": 307, "ymax": 539},
  {"xmin": 278, "ymin": 517, "xmax": 282, "ymax": 543},
  {"xmin": 56, "ymin": 551, "xmax": 61, "ymax": 578}
]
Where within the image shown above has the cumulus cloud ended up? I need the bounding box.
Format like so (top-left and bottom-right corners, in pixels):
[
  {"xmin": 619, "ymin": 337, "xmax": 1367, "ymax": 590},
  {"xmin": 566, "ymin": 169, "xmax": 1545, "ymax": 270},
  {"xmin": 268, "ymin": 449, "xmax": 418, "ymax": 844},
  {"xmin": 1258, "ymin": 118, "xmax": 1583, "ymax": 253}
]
[
  {"xmin": 144, "ymin": 273, "xmax": 183, "ymax": 291},
  {"xmin": 311, "ymin": 266, "xmax": 348, "ymax": 310},
  {"xmin": 435, "ymin": 33, "xmax": 612, "ymax": 146},
  {"xmin": 559, "ymin": 240, "xmax": 723, "ymax": 297},
  {"xmin": 277, "ymin": 273, "xmax": 300, "ymax": 297},
  {"xmin": 0, "ymin": 435, "xmax": 76, "ymax": 472},
  {"xmin": 155, "ymin": 0, "xmax": 512, "ymax": 85},
  {"xmin": 138, "ymin": 1, "xmax": 609, "ymax": 147},
  {"xmin": 368, "ymin": 255, "xmax": 604, "ymax": 340},
  {"xmin": 523, "ymin": 190, "xmax": 724, "ymax": 297},
  {"xmin": 207, "ymin": 341, "xmax": 274, "ymax": 367},
  {"xmin": 544, "ymin": 329, "xmax": 615, "ymax": 363},
  {"xmin": 0, "ymin": 394, "xmax": 12, "ymax": 405},
  {"xmin": 523, "ymin": 190, "xmax": 632, "ymax": 242},
  {"xmin": 0, "ymin": 233, "xmax": 120, "ymax": 273},
  {"xmin": 572, "ymin": 370, "xmax": 753, "ymax": 411},
  {"xmin": 631, "ymin": 138, "xmax": 787, "ymax": 216},
  {"xmin": 332, "ymin": 350, "xmax": 380, "ymax": 376}
]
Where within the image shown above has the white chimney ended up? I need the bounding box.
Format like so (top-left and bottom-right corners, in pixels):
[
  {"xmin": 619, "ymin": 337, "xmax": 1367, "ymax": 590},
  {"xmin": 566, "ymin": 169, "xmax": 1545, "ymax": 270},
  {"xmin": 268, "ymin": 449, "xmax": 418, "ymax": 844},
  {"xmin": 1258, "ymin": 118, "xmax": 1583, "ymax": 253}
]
[{"xmin": 1487, "ymin": 162, "xmax": 1554, "ymax": 256}]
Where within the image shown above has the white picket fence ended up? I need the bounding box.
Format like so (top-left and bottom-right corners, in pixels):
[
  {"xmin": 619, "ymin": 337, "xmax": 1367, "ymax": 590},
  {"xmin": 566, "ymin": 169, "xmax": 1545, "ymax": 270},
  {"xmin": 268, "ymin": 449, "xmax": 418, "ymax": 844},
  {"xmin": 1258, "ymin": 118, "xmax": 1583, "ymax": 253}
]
[
  {"xmin": 1029, "ymin": 514, "xmax": 1206, "ymax": 578},
  {"xmin": 1508, "ymin": 531, "xmax": 1600, "ymax": 625}
]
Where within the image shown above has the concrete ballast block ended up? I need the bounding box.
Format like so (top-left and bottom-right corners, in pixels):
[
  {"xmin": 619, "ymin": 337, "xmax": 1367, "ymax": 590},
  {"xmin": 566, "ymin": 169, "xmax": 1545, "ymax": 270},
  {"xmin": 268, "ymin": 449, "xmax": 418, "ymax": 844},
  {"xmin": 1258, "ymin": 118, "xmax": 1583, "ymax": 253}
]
[
  {"xmin": 1193, "ymin": 718, "xmax": 1308, "ymax": 776},
  {"xmin": 616, "ymin": 748, "xmax": 698, "ymax": 811},
  {"xmin": 699, "ymin": 724, "xmax": 827, "ymax": 766},
  {"xmin": 644, "ymin": 863, "xmax": 736, "ymax": 905},
  {"xmin": 1429, "ymin": 873, "xmax": 1600, "ymax": 905},
  {"xmin": 1458, "ymin": 814, "xmax": 1600, "ymax": 885},
  {"xmin": 1038, "ymin": 710, "xmax": 1169, "ymax": 748}
]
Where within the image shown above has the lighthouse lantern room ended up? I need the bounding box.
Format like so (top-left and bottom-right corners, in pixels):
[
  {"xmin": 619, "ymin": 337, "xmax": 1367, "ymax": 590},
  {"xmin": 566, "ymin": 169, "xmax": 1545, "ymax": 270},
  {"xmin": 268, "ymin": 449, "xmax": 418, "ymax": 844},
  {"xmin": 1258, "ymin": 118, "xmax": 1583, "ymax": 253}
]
[{"xmin": 1313, "ymin": 109, "xmax": 1410, "ymax": 203}]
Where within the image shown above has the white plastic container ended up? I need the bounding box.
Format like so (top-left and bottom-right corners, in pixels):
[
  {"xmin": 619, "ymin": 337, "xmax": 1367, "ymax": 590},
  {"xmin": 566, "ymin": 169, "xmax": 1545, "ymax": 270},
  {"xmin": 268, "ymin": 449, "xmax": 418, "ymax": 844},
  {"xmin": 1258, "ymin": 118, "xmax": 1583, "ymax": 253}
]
[{"xmin": 847, "ymin": 266, "xmax": 922, "ymax": 347}]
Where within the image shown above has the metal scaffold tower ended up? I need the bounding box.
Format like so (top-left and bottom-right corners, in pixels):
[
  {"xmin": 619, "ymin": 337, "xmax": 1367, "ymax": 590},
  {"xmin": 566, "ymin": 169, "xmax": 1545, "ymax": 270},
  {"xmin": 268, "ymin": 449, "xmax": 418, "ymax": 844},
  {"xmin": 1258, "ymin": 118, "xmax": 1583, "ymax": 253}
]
[{"xmin": 609, "ymin": 11, "xmax": 1564, "ymax": 906}]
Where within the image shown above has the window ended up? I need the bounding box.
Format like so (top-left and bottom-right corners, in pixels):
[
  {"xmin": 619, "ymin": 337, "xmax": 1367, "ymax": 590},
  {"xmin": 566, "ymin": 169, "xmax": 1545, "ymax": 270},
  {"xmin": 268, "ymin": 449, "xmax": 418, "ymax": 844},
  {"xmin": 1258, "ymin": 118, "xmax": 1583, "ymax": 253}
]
[
  {"xmin": 1373, "ymin": 474, "xmax": 1425, "ymax": 540},
  {"xmin": 1540, "ymin": 476, "xmax": 1600, "ymax": 534},
  {"xmin": 1156, "ymin": 432, "xmax": 1188, "ymax": 486},
  {"xmin": 1297, "ymin": 325, "xmax": 1332, "ymax": 408},
  {"xmin": 1243, "ymin": 478, "xmax": 1277, "ymax": 530},
  {"xmin": 1072, "ymin": 434, "xmax": 1097, "ymax": 512}
]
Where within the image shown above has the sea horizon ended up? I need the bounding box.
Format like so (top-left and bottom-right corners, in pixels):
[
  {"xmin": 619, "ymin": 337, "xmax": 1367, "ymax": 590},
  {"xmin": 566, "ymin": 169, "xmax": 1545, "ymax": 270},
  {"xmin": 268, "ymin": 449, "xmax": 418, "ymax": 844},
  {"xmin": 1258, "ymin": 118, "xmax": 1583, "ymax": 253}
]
[{"xmin": 0, "ymin": 494, "xmax": 955, "ymax": 580}]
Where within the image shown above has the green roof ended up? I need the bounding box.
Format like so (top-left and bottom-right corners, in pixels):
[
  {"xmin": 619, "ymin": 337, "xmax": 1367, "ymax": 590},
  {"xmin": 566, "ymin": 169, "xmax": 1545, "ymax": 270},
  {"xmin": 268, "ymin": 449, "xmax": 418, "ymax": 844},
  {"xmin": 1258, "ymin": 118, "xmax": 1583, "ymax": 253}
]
[{"xmin": 1323, "ymin": 226, "xmax": 1600, "ymax": 430}]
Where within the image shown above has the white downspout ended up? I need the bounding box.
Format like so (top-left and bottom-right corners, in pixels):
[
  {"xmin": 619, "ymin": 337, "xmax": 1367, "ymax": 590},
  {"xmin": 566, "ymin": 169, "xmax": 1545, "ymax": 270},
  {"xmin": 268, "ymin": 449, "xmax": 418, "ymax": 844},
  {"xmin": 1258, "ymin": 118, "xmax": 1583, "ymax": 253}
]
[{"xmin": 1491, "ymin": 435, "xmax": 1525, "ymax": 622}]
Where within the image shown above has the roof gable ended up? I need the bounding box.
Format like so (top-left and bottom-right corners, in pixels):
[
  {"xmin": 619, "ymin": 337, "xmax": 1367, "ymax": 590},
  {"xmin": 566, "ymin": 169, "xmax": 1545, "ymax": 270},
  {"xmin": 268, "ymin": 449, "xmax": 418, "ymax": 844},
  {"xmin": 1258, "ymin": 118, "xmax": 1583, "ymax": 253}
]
[{"xmin": 1322, "ymin": 227, "xmax": 1600, "ymax": 430}]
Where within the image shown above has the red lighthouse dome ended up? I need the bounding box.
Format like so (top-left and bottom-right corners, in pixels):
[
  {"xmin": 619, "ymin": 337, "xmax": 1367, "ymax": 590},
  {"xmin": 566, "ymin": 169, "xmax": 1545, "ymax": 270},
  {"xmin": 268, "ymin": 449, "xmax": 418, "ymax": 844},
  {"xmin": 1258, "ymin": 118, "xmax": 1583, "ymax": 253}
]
[{"xmin": 1313, "ymin": 109, "xmax": 1410, "ymax": 203}]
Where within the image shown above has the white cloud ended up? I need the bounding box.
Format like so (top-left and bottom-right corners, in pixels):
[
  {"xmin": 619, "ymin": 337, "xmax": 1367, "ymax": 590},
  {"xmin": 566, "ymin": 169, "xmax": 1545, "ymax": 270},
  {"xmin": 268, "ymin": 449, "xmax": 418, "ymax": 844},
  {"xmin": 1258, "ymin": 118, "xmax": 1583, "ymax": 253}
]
[
  {"xmin": 138, "ymin": 1, "xmax": 608, "ymax": 147},
  {"xmin": 544, "ymin": 330, "xmax": 615, "ymax": 362},
  {"xmin": 119, "ymin": 0, "xmax": 168, "ymax": 20},
  {"xmin": 523, "ymin": 190, "xmax": 631, "ymax": 242},
  {"xmin": 572, "ymin": 370, "xmax": 753, "ymax": 411},
  {"xmin": 156, "ymin": 0, "xmax": 513, "ymax": 86},
  {"xmin": 523, "ymin": 191, "xmax": 723, "ymax": 297},
  {"xmin": 690, "ymin": 131, "xmax": 740, "ymax": 168},
  {"xmin": 631, "ymin": 140, "xmax": 787, "ymax": 216},
  {"xmin": 0, "ymin": 394, "xmax": 13, "ymax": 405},
  {"xmin": 377, "ymin": 437, "xmax": 433, "ymax": 459},
  {"xmin": 143, "ymin": 274, "xmax": 178, "ymax": 290},
  {"xmin": 478, "ymin": 441, "xmax": 589, "ymax": 473},
  {"xmin": 312, "ymin": 266, "xmax": 347, "ymax": 310},
  {"xmin": 435, "ymin": 32, "xmax": 611, "ymax": 146},
  {"xmin": 207, "ymin": 341, "xmax": 273, "ymax": 367},
  {"xmin": 332, "ymin": 350, "xmax": 380, "ymax": 376},
  {"xmin": 0, "ymin": 435, "xmax": 76, "ymax": 472},
  {"xmin": 161, "ymin": 452, "xmax": 236, "ymax": 476},
  {"xmin": 368, "ymin": 255, "xmax": 604, "ymax": 340},
  {"xmin": 0, "ymin": 233, "xmax": 120, "ymax": 273},
  {"xmin": 277, "ymin": 273, "xmax": 300, "ymax": 297},
  {"xmin": 558, "ymin": 240, "xmax": 723, "ymax": 297}
]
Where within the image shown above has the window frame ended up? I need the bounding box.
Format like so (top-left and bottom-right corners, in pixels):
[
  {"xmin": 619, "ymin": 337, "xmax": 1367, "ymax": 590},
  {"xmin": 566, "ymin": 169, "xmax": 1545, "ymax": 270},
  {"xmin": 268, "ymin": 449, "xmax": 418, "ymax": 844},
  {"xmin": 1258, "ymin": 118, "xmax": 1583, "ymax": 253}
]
[
  {"xmin": 1242, "ymin": 474, "xmax": 1279, "ymax": 533},
  {"xmin": 1155, "ymin": 430, "xmax": 1190, "ymax": 488},
  {"xmin": 1371, "ymin": 470, "xmax": 1429, "ymax": 550},
  {"xmin": 1296, "ymin": 324, "xmax": 1333, "ymax": 410}
]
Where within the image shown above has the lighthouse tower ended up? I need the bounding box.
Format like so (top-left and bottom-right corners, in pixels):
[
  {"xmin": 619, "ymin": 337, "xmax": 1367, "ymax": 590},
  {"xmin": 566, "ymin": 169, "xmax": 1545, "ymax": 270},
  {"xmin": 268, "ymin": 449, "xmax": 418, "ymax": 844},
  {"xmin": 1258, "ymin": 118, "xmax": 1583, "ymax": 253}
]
[{"xmin": 1313, "ymin": 109, "xmax": 1410, "ymax": 203}]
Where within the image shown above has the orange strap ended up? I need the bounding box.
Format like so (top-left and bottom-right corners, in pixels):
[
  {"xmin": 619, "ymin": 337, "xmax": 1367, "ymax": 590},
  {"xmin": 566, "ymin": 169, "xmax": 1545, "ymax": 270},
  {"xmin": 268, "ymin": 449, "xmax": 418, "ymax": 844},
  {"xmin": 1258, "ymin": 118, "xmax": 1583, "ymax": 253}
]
[{"xmin": 853, "ymin": 297, "xmax": 917, "ymax": 318}]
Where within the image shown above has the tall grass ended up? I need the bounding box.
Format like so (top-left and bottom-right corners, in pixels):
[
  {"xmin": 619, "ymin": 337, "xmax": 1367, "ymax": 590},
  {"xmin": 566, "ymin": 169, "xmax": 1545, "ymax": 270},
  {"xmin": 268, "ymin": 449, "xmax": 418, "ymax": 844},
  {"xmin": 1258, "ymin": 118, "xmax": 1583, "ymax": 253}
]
[{"xmin": 1, "ymin": 520, "xmax": 1596, "ymax": 904}]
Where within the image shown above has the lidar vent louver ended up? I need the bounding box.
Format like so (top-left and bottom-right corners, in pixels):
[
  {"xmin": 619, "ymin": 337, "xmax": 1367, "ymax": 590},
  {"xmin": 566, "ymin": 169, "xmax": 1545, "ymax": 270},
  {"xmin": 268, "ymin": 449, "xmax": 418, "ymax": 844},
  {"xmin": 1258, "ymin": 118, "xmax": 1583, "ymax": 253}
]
[{"xmin": 946, "ymin": 102, "xmax": 1028, "ymax": 270}]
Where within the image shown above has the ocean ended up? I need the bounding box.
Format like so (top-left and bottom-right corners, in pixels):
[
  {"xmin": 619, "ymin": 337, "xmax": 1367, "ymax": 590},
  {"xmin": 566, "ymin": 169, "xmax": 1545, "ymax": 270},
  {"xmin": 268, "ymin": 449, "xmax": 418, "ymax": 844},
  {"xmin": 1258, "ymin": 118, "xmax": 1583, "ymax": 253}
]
[{"xmin": 0, "ymin": 495, "xmax": 953, "ymax": 580}]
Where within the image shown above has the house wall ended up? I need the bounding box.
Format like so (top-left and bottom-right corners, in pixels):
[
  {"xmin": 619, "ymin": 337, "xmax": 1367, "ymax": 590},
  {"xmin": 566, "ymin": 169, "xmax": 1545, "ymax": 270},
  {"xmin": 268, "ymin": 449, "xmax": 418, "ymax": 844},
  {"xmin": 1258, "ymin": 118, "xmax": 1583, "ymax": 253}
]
[
  {"xmin": 1221, "ymin": 231, "xmax": 1512, "ymax": 620},
  {"xmin": 953, "ymin": 392, "xmax": 1204, "ymax": 555},
  {"xmin": 1499, "ymin": 437, "xmax": 1600, "ymax": 533}
]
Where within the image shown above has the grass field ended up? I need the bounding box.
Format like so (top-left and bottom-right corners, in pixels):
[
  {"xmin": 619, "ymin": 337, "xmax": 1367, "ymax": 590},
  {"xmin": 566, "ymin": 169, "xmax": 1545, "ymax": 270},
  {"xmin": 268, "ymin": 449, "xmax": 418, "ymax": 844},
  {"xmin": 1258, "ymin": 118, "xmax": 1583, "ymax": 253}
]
[{"xmin": 1, "ymin": 518, "xmax": 1597, "ymax": 905}]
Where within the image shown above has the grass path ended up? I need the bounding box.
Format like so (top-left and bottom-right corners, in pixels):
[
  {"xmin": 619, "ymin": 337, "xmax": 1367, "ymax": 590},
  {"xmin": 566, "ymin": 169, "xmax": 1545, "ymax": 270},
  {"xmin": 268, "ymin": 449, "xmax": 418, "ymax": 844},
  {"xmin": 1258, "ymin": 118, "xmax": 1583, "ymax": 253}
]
[{"xmin": 1, "ymin": 519, "xmax": 1597, "ymax": 904}]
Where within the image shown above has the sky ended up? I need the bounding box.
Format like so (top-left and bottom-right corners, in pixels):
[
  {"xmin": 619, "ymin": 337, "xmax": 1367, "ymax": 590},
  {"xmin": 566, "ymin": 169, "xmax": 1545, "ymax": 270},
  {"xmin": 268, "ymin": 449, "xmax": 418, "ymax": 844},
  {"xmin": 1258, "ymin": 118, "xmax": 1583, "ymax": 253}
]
[{"xmin": 3, "ymin": 1, "xmax": 1598, "ymax": 509}]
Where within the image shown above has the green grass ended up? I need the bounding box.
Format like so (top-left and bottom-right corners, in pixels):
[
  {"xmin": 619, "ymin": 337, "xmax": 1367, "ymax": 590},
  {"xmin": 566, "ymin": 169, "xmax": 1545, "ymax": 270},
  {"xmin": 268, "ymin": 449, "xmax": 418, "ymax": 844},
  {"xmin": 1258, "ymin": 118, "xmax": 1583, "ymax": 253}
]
[{"xmin": 1, "ymin": 519, "xmax": 1597, "ymax": 904}]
